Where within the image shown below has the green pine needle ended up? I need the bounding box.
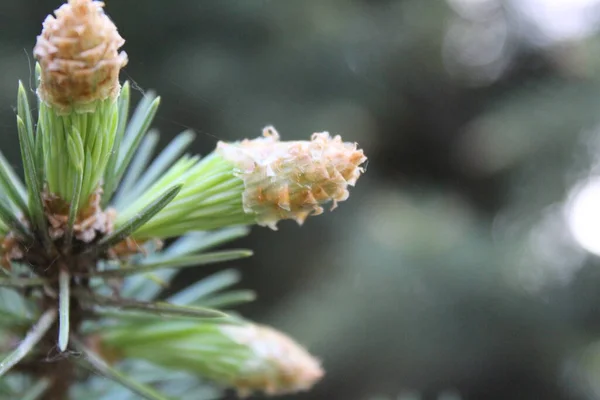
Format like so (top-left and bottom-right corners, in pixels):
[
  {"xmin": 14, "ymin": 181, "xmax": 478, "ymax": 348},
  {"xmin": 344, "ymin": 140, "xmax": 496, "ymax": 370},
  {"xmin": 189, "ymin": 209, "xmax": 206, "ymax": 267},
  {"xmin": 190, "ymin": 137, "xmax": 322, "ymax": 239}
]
[
  {"xmin": 65, "ymin": 172, "xmax": 83, "ymax": 248},
  {"xmin": 0, "ymin": 277, "xmax": 48, "ymax": 289},
  {"xmin": 0, "ymin": 151, "xmax": 28, "ymax": 215},
  {"xmin": 0, "ymin": 197, "xmax": 32, "ymax": 241},
  {"xmin": 86, "ymin": 249, "xmax": 252, "ymax": 279},
  {"xmin": 102, "ymin": 81, "xmax": 131, "ymax": 206},
  {"xmin": 123, "ymin": 227, "xmax": 251, "ymax": 300},
  {"xmin": 93, "ymin": 184, "xmax": 182, "ymax": 252},
  {"xmin": 72, "ymin": 337, "xmax": 171, "ymax": 400},
  {"xmin": 0, "ymin": 309, "xmax": 56, "ymax": 378},
  {"xmin": 84, "ymin": 293, "xmax": 227, "ymax": 319},
  {"xmin": 160, "ymin": 226, "xmax": 251, "ymax": 258},
  {"xmin": 17, "ymin": 82, "xmax": 35, "ymax": 157},
  {"xmin": 16, "ymin": 117, "xmax": 48, "ymax": 242},
  {"xmin": 114, "ymin": 94, "xmax": 161, "ymax": 193},
  {"xmin": 167, "ymin": 269, "xmax": 242, "ymax": 305},
  {"xmin": 21, "ymin": 378, "xmax": 51, "ymax": 400},
  {"xmin": 115, "ymin": 130, "xmax": 196, "ymax": 209},
  {"xmin": 58, "ymin": 269, "xmax": 70, "ymax": 352},
  {"xmin": 113, "ymin": 130, "xmax": 160, "ymax": 207},
  {"xmin": 196, "ymin": 290, "xmax": 256, "ymax": 309}
]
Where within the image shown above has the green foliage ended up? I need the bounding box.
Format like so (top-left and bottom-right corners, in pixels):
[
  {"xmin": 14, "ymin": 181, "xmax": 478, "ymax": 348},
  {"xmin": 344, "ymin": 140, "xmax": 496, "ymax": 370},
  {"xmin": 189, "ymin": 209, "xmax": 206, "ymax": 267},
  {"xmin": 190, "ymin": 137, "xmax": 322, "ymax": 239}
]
[
  {"xmin": 41, "ymin": 97, "xmax": 119, "ymax": 210},
  {"xmin": 0, "ymin": 81, "xmax": 262, "ymax": 398}
]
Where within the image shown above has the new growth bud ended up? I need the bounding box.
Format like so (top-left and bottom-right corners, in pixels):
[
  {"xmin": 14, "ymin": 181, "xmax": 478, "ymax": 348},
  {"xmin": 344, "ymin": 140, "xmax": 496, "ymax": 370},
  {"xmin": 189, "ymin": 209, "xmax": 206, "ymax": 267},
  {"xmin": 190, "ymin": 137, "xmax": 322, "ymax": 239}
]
[
  {"xmin": 33, "ymin": 0, "xmax": 126, "ymax": 225},
  {"xmin": 117, "ymin": 126, "xmax": 366, "ymax": 240},
  {"xmin": 217, "ymin": 126, "xmax": 367, "ymax": 229},
  {"xmin": 98, "ymin": 321, "xmax": 324, "ymax": 397},
  {"xmin": 34, "ymin": 0, "xmax": 127, "ymax": 114},
  {"xmin": 219, "ymin": 323, "xmax": 324, "ymax": 397}
]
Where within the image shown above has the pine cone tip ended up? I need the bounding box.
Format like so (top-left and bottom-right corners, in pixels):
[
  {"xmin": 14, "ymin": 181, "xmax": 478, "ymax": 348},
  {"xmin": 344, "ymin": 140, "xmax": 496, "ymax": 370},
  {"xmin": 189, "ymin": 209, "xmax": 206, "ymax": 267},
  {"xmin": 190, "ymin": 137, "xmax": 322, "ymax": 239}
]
[{"xmin": 34, "ymin": 0, "xmax": 127, "ymax": 114}]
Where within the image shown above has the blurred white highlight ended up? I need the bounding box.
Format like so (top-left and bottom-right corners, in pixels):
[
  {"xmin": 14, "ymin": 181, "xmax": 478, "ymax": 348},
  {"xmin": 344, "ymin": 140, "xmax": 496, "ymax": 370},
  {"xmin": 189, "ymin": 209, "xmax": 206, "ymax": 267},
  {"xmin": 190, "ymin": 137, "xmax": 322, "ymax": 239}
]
[
  {"xmin": 510, "ymin": 0, "xmax": 600, "ymax": 44},
  {"xmin": 566, "ymin": 176, "xmax": 600, "ymax": 255}
]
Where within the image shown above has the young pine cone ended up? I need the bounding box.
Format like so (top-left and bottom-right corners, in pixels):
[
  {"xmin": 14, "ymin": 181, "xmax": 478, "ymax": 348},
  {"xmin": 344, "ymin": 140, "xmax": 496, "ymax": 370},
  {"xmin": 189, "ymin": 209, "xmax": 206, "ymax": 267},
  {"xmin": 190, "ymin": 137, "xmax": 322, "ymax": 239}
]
[
  {"xmin": 217, "ymin": 126, "xmax": 367, "ymax": 229},
  {"xmin": 34, "ymin": 0, "xmax": 128, "ymax": 114}
]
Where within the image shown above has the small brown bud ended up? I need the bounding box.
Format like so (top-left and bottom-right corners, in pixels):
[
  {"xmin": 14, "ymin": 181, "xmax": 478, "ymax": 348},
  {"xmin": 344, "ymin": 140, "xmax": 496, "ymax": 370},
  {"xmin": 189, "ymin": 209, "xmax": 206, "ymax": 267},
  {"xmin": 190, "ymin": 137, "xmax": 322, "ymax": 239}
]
[
  {"xmin": 34, "ymin": 0, "xmax": 127, "ymax": 114},
  {"xmin": 43, "ymin": 186, "xmax": 114, "ymax": 242}
]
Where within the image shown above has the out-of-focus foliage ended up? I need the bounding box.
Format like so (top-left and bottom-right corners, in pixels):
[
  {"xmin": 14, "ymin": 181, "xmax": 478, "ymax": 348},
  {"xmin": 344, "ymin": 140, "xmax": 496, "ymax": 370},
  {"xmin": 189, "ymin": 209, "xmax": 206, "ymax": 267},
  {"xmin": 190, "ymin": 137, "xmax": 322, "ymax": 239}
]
[{"xmin": 6, "ymin": 0, "xmax": 600, "ymax": 399}]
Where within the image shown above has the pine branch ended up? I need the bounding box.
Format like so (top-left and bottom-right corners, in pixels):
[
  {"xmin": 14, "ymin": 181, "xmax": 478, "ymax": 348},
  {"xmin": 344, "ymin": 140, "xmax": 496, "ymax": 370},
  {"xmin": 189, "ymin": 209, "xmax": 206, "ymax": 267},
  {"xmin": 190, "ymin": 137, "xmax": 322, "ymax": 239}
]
[{"xmin": 78, "ymin": 291, "xmax": 226, "ymax": 319}]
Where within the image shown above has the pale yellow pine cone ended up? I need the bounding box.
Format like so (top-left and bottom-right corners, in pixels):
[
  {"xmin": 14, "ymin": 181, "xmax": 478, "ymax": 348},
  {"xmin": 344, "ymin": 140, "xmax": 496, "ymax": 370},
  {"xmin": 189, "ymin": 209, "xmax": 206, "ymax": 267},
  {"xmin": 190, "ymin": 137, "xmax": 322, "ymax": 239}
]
[
  {"xmin": 34, "ymin": 0, "xmax": 128, "ymax": 114},
  {"xmin": 220, "ymin": 323, "xmax": 324, "ymax": 397},
  {"xmin": 217, "ymin": 126, "xmax": 367, "ymax": 229}
]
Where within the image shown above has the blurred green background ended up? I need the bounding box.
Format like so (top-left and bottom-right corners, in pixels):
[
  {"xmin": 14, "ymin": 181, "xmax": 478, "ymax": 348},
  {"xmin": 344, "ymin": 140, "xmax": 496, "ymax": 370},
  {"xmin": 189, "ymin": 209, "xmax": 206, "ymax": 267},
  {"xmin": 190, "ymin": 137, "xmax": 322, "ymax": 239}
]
[{"xmin": 7, "ymin": 0, "xmax": 600, "ymax": 399}]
